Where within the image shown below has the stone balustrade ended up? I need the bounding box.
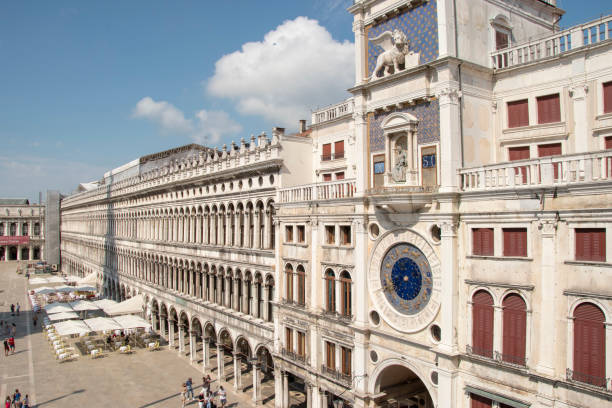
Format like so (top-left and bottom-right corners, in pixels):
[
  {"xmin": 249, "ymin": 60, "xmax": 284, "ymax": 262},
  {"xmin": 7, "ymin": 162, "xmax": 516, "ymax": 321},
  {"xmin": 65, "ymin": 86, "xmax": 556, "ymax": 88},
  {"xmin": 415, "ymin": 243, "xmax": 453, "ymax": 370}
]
[
  {"xmin": 279, "ymin": 179, "xmax": 357, "ymax": 203},
  {"xmin": 491, "ymin": 14, "xmax": 612, "ymax": 69},
  {"xmin": 312, "ymin": 99, "xmax": 354, "ymax": 125},
  {"xmin": 460, "ymin": 150, "xmax": 612, "ymax": 192}
]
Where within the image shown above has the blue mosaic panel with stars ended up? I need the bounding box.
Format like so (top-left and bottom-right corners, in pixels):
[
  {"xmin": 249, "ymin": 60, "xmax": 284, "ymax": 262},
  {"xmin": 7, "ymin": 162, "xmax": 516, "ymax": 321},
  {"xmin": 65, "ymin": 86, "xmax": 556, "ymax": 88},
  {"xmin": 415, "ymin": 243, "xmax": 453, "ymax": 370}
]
[
  {"xmin": 369, "ymin": 100, "xmax": 440, "ymax": 152},
  {"xmin": 367, "ymin": 0, "xmax": 439, "ymax": 76},
  {"xmin": 380, "ymin": 243, "xmax": 433, "ymax": 315}
]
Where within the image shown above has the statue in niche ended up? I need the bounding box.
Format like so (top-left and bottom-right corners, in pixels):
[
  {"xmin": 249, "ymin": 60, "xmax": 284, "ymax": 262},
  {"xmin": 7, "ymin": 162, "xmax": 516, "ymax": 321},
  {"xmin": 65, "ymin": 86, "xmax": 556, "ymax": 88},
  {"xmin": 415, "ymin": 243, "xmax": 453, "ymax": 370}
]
[
  {"xmin": 369, "ymin": 29, "xmax": 420, "ymax": 81},
  {"xmin": 392, "ymin": 148, "xmax": 408, "ymax": 182}
]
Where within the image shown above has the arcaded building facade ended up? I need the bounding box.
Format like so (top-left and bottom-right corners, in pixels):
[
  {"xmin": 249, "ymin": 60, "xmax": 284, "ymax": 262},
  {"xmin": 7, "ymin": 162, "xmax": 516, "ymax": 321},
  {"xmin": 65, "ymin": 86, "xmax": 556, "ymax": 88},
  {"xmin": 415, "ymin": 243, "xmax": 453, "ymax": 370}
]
[
  {"xmin": 0, "ymin": 198, "xmax": 44, "ymax": 262},
  {"xmin": 60, "ymin": 0, "xmax": 611, "ymax": 407}
]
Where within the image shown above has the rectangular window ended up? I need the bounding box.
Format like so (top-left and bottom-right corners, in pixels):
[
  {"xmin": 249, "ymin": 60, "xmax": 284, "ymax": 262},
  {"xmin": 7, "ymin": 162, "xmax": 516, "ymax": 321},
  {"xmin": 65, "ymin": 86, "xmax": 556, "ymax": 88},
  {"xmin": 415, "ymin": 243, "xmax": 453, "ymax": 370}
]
[
  {"xmin": 297, "ymin": 225, "xmax": 305, "ymax": 243},
  {"xmin": 470, "ymin": 394, "xmax": 493, "ymax": 408},
  {"xmin": 334, "ymin": 140, "xmax": 344, "ymax": 159},
  {"xmin": 285, "ymin": 328, "xmax": 293, "ymax": 353},
  {"xmin": 604, "ymin": 82, "xmax": 612, "ymax": 114},
  {"xmin": 509, "ymin": 146, "xmax": 530, "ymax": 184},
  {"xmin": 495, "ymin": 31, "xmax": 509, "ymax": 50},
  {"xmin": 503, "ymin": 228, "xmax": 527, "ymax": 257},
  {"xmin": 537, "ymin": 94, "xmax": 561, "ymax": 124},
  {"xmin": 322, "ymin": 143, "xmax": 332, "ymax": 161},
  {"xmin": 325, "ymin": 341, "xmax": 335, "ymax": 370},
  {"xmin": 575, "ymin": 228, "xmax": 606, "ymax": 262},
  {"xmin": 335, "ymin": 172, "xmax": 345, "ymax": 180},
  {"xmin": 285, "ymin": 225, "xmax": 293, "ymax": 243},
  {"xmin": 340, "ymin": 226, "xmax": 351, "ymax": 245},
  {"xmin": 373, "ymin": 154, "xmax": 385, "ymax": 188},
  {"xmin": 325, "ymin": 225, "xmax": 335, "ymax": 245},
  {"xmin": 538, "ymin": 142, "xmax": 562, "ymax": 179},
  {"xmin": 507, "ymin": 99, "xmax": 529, "ymax": 128},
  {"xmin": 297, "ymin": 332, "xmax": 306, "ymax": 357},
  {"xmin": 421, "ymin": 146, "xmax": 437, "ymax": 187},
  {"xmin": 323, "ymin": 173, "xmax": 332, "ymax": 182},
  {"xmin": 341, "ymin": 347, "xmax": 352, "ymax": 376},
  {"xmin": 606, "ymin": 136, "xmax": 612, "ymax": 150},
  {"xmin": 472, "ymin": 228, "xmax": 494, "ymax": 256}
]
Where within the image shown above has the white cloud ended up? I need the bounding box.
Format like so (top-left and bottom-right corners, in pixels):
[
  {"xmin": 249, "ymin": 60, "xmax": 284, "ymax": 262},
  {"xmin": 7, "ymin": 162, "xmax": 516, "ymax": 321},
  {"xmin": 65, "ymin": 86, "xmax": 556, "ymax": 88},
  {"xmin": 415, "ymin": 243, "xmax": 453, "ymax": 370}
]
[
  {"xmin": 132, "ymin": 97, "xmax": 242, "ymax": 144},
  {"xmin": 206, "ymin": 17, "xmax": 354, "ymax": 128}
]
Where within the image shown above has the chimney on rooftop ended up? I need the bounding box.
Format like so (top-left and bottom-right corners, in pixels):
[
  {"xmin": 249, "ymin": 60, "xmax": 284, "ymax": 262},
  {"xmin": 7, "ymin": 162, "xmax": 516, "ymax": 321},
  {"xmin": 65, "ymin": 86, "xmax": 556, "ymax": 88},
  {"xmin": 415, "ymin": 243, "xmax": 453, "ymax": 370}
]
[{"xmin": 299, "ymin": 120, "xmax": 307, "ymax": 133}]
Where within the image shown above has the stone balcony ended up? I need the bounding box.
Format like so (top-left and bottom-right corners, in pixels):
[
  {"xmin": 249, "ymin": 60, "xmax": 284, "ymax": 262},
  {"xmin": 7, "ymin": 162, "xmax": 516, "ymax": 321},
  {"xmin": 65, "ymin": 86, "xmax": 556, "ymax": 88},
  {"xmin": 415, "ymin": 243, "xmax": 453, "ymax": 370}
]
[
  {"xmin": 278, "ymin": 179, "xmax": 357, "ymax": 204},
  {"xmin": 491, "ymin": 14, "xmax": 612, "ymax": 70},
  {"xmin": 311, "ymin": 99, "xmax": 354, "ymax": 127},
  {"xmin": 459, "ymin": 150, "xmax": 612, "ymax": 192}
]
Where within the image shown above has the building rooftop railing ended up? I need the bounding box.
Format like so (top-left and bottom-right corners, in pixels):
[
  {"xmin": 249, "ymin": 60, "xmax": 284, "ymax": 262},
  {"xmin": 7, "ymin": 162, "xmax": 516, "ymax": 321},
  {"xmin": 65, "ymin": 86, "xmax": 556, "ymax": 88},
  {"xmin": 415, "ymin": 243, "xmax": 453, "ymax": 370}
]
[
  {"xmin": 312, "ymin": 99, "xmax": 354, "ymax": 126},
  {"xmin": 492, "ymin": 14, "xmax": 612, "ymax": 69},
  {"xmin": 459, "ymin": 150, "xmax": 612, "ymax": 192}
]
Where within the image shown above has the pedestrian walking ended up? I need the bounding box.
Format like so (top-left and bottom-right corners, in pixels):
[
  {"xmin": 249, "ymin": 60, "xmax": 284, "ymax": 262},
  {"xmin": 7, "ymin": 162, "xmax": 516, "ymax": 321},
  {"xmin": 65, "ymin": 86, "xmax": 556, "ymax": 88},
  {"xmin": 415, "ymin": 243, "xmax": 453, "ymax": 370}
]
[
  {"xmin": 12, "ymin": 389, "xmax": 21, "ymax": 408},
  {"xmin": 16, "ymin": 304, "xmax": 20, "ymax": 316},
  {"xmin": 3, "ymin": 339, "xmax": 9, "ymax": 356},
  {"xmin": 11, "ymin": 324, "xmax": 16, "ymax": 336},
  {"xmin": 10, "ymin": 304, "xmax": 14, "ymax": 316},
  {"xmin": 22, "ymin": 395, "xmax": 29, "ymax": 408},
  {"xmin": 5, "ymin": 396, "xmax": 10, "ymax": 408},
  {"xmin": 197, "ymin": 390, "xmax": 205, "ymax": 408},
  {"xmin": 218, "ymin": 386, "xmax": 226, "ymax": 408},
  {"xmin": 32, "ymin": 315, "xmax": 37, "ymax": 327},
  {"xmin": 180, "ymin": 383, "xmax": 187, "ymax": 408},
  {"xmin": 8, "ymin": 337, "xmax": 15, "ymax": 354},
  {"xmin": 186, "ymin": 377, "xmax": 194, "ymax": 401}
]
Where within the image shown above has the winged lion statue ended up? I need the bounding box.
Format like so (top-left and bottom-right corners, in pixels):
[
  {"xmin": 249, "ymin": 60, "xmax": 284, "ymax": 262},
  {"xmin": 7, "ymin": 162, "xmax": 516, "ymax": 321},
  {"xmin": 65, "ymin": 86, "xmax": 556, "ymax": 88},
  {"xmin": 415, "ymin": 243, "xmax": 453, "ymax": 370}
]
[{"xmin": 369, "ymin": 29, "xmax": 414, "ymax": 81}]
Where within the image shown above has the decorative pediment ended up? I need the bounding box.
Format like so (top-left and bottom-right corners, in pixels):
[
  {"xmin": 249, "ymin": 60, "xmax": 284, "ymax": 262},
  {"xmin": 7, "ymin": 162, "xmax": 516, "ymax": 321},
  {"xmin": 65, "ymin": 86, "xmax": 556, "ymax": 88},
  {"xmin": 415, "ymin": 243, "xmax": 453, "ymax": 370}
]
[{"xmin": 381, "ymin": 112, "xmax": 418, "ymax": 133}]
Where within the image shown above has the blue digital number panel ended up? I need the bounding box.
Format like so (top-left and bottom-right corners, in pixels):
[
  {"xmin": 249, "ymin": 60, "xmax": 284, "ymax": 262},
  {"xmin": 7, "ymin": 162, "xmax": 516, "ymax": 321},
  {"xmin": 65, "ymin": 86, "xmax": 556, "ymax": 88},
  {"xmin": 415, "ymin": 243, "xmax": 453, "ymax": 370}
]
[
  {"xmin": 380, "ymin": 243, "xmax": 432, "ymax": 315},
  {"xmin": 422, "ymin": 154, "xmax": 436, "ymax": 168},
  {"xmin": 374, "ymin": 161, "xmax": 385, "ymax": 174}
]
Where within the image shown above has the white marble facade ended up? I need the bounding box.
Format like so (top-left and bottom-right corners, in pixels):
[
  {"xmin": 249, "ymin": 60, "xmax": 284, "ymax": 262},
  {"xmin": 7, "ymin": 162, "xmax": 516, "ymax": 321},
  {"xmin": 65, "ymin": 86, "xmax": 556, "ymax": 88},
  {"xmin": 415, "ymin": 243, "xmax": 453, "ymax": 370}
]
[{"xmin": 60, "ymin": 1, "xmax": 612, "ymax": 407}]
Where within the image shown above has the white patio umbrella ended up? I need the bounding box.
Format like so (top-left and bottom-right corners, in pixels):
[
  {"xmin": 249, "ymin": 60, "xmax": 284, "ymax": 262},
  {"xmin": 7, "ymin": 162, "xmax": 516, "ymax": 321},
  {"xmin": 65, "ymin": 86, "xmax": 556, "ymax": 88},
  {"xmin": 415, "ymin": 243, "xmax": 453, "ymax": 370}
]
[
  {"xmin": 74, "ymin": 285, "xmax": 97, "ymax": 292},
  {"xmin": 104, "ymin": 294, "xmax": 144, "ymax": 316},
  {"xmin": 44, "ymin": 303, "xmax": 73, "ymax": 314},
  {"xmin": 84, "ymin": 317, "xmax": 123, "ymax": 332},
  {"xmin": 92, "ymin": 299, "xmax": 118, "ymax": 309},
  {"xmin": 65, "ymin": 275, "xmax": 80, "ymax": 282},
  {"xmin": 113, "ymin": 314, "xmax": 151, "ymax": 330},
  {"xmin": 53, "ymin": 320, "xmax": 91, "ymax": 336},
  {"xmin": 33, "ymin": 286, "xmax": 56, "ymax": 294},
  {"xmin": 54, "ymin": 285, "xmax": 75, "ymax": 293},
  {"xmin": 48, "ymin": 312, "xmax": 80, "ymax": 321},
  {"xmin": 46, "ymin": 276, "xmax": 67, "ymax": 283},
  {"xmin": 29, "ymin": 277, "xmax": 48, "ymax": 285},
  {"xmin": 69, "ymin": 300, "xmax": 100, "ymax": 312}
]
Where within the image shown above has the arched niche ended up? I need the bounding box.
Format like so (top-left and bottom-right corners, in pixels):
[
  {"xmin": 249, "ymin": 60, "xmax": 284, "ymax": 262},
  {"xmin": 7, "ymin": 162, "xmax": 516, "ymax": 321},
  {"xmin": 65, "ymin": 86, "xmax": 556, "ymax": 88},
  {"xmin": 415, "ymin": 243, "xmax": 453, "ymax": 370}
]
[{"xmin": 381, "ymin": 112, "xmax": 419, "ymax": 186}]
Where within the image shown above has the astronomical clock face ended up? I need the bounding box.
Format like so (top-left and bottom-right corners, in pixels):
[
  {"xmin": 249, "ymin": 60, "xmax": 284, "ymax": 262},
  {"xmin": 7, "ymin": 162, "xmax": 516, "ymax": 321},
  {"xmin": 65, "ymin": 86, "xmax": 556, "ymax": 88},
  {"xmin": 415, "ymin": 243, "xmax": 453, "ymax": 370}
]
[
  {"xmin": 380, "ymin": 243, "xmax": 432, "ymax": 315},
  {"xmin": 368, "ymin": 229, "xmax": 441, "ymax": 333}
]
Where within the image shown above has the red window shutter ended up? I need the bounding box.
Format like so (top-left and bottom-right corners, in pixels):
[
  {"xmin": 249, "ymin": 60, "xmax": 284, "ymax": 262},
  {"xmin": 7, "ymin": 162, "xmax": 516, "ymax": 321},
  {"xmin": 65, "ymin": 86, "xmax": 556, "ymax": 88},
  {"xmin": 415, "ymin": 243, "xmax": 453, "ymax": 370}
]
[
  {"xmin": 507, "ymin": 100, "xmax": 529, "ymax": 128},
  {"xmin": 503, "ymin": 228, "xmax": 527, "ymax": 257},
  {"xmin": 537, "ymin": 94, "xmax": 561, "ymax": 124},
  {"xmin": 472, "ymin": 291, "xmax": 494, "ymax": 358},
  {"xmin": 334, "ymin": 140, "xmax": 344, "ymax": 158},
  {"xmin": 576, "ymin": 228, "xmax": 606, "ymax": 262},
  {"xmin": 538, "ymin": 143, "xmax": 562, "ymax": 179},
  {"xmin": 509, "ymin": 146, "xmax": 530, "ymax": 184},
  {"xmin": 335, "ymin": 172, "xmax": 345, "ymax": 180},
  {"xmin": 606, "ymin": 136, "xmax": 612, "ymax": 149},
  {"xmin": 573, "ymin": 303, "xmax": 606, "ymax": 386},
  {"xmin": 472, "ymin": 229, "xmax": 482, "ymax": 255},
  {"xmin": 322, "ymin": 143, "xmax": 331, "ymax": 160},
  {"xmin": 471, "ymin": 393, "xmax": 493, "ymax": 408},
  {"xmin": 495, "ymin": 31, "xmax": 508, "ymax": 50},
  {"xmin": 473, "ymin": 228, "xmax": 494, "ymax": 256},
  {"xmin": 323, "ymin": 173, "xmax": 332, "ymax": 182},
  {"xmin": 604, "ymin": 82, "xmax": 612, "ymax": 114},
  {"xmin": 502, "ymin": 294, "xmax": 526, "ymax": 365}
]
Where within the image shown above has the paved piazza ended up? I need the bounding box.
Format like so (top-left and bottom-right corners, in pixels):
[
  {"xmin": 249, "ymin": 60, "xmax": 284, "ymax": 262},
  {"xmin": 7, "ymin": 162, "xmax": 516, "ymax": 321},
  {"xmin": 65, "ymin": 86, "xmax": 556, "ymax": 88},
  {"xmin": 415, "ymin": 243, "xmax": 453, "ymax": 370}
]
[{"xmin": 0, "ymin": 262, "xmax": 283, "ymax": 408}]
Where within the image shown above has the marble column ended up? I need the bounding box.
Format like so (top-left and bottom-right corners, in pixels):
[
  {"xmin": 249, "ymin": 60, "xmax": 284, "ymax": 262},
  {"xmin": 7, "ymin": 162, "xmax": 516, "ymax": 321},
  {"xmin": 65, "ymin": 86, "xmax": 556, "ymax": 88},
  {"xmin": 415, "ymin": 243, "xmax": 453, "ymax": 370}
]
[
  {"xmin": 232, "ymin": 278, "xmax": 240, "ymax": 311},
  {"xmin": 306, "ymin": 383, "xmax": 313, "ymax": 408},
  {"xmin": 160, "ymin": 316, "xmax": 167, "ymax": 338},
  {"xmin": 253, "ymin": 210, "xmax": 261, "ymax": 249},
  {"xmin": 244, "ymin": 211, "xmax": 251, "ymax": 248},
  {"xmin": 264, "ymin": 209, "xmax": 271, "ymax": 249},
  {"xmin": 202, "ymin": 338, "xmax": 210, "ymax": 373},
  {"xmin": 242, "ymin": 280, "xmax": 249, "ymax": 314},
  {"xmin": 203, "ymin": 214, "xmax": 210, "ymax": 244},
  {"xmin": 234, "ymin": 211, "xmax": 241, "ymax": 247},
  {"xmin": 263, "ymin": 285, "xmax": 270, "ymax": 322},
  {"xmin": 253, "ymin": 361, "xmax": 263, "ymax": 405},
  {"xmin": 168, "ymin": 320, "xmax": 175, "ymax": 349},
  {"xmin": 178, "ymin": 324, "xmax": 185, "ymax": 354},
  {"xmin": 217, "ymin": 345, "xmax": 225, "ymax": 382},
  {"xmin": 282, "ymin": 372, "xmax": 289, "ymax": 408},
  {"xmin": 226, "ymin": 212, "xmax": 232, "ymax": 246},
  {"xmin": 233, "ymin": 352, "xmax": 242, "ymax": 390},
  {"xmin": 189, "ymin": 331, "xmax": 196, "ymax": 363},
  {"xmin": 196, "ymin": 215, "xmax": 202, "ymax": 243}
]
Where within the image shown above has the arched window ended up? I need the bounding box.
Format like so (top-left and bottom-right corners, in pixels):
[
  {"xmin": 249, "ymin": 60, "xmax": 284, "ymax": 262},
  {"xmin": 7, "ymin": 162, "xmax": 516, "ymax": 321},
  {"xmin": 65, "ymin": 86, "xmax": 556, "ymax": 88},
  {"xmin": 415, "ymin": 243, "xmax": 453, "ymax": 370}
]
[
  {"xmin": 0, "ymin": 223, "xmax": 4, "ymax": 236},
  {"xmin": 10, "ymin": 223, "xmax": 16, "ymax": 236},
  {"xmin": 573, "ymin": 303, "xmax": 606, "ymax": 387},
  {"xmin": 502, "ymin": 294, "xmax": 526, "ymax": 365},
  {"xmin": 324, "ymin": 269, "xmax": 336, "ymax": 313},
  {"xmin": 472, "ymin": 290, "xmax": 494, "ymax": 358},
  {"xmin": 340, "ymin": 271, "xmax": 352, "ymax": 318},
  {"xmin": 285, "ymin": 264, "xmax": 293, "ymax": 302},
  {"xmin": 22, "ymin": 223, "xmax": 28, "ymax": 236},
  {"xmin": 297, "ymin": 265, "xmax": 306, "ymax": 306}
]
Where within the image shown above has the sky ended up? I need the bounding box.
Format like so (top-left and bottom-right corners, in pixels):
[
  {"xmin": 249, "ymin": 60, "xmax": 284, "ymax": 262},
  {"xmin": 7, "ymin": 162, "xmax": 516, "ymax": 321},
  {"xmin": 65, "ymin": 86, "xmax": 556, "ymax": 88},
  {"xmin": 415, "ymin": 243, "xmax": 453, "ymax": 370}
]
[{"xmin": 0, "ymin": 0, "xmax": 610, "ymax": 202}]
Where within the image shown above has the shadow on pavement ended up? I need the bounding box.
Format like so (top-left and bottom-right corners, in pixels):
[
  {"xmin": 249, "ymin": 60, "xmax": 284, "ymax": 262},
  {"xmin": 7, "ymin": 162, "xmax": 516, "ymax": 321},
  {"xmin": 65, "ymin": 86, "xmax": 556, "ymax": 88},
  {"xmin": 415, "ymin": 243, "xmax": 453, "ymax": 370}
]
[{"xmin": 35, "ymin": 388, "xmax": 85, "ymax": 407}]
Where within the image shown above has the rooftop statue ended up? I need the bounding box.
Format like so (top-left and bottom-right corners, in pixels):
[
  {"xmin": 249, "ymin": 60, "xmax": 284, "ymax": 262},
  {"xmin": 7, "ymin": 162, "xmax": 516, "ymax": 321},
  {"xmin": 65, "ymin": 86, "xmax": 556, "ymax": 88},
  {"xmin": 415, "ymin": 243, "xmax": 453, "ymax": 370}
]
[{"xmin": 369, "ymin": 29, "xmax": 419, "ymax": 81}]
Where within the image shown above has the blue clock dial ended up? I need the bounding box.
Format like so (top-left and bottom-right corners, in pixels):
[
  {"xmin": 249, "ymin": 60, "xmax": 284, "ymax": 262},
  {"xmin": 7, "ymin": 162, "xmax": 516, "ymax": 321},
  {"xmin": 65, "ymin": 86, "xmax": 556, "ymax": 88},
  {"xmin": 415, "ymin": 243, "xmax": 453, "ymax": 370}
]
[{"xmin": 380, "ymin": 243, "xmax": 432, "ymax": 315}]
